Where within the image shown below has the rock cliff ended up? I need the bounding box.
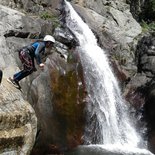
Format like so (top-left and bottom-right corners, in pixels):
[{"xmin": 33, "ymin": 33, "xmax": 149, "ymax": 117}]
[
  {"xmin": 0, "ymin": 4, "xmax": 39, "ymax": 154},
  {"xmin": 0, "ymin": 79, "xmax": 37, "ymax": 154},
  {"xmin": 0, "ymin": 0, "xmax": 155, "ymax": 154}
]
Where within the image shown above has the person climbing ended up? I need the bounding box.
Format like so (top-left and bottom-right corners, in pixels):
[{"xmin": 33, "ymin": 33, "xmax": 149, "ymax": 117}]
[
  {"xmin": 7, "ymin": 35, "xmax": 55, "ymax": 89},
  {"xmin": 0, "ymin": 70, "xmax": 3, "ymax": 84}
]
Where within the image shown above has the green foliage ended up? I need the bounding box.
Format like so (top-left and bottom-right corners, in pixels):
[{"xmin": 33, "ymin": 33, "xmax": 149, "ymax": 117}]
[
  {"xmin": 40, "ymin": 11, "xmax": 53, "ymax": 20},
  {"xmin": 141, "ymin": 21, "xmax": 155, "ymax": 32},
  {"xmin": 52, "ymin": 19, "xmax": 60, "ymax": 29},
  {"xmin": 40, "ymin": 11, "xmax": 60, "ymax": 28},
  {"xmin": 112, "ymin": 54, "xmax": 127, "ymax": 66},
  {"xmin": 150, "ymin": 0, "xmax": 155, "ymax": 12}
]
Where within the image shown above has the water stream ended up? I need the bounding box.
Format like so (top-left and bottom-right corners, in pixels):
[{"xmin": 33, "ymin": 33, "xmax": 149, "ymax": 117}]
[{"xmin": 64, "ymin": 1, "xmax": 153, "ymax": 154}]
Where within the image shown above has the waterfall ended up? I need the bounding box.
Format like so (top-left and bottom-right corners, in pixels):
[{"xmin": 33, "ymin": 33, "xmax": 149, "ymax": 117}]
[{"xmin": 64, "ymin": 1, "xmax": 153, "ymax": 154}]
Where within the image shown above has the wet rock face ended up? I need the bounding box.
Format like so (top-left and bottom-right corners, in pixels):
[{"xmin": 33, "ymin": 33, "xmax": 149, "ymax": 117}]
[
  {"xmin": 29, "ymin": 51, "xmax": 86, "ymax": 154},
  {"xmin": 51, "ymin": 65, "xmax": 86, "ymax": 148},
  {"xmin": 144, "ymin": 82, "xmax": 155, "ymax": 130},
  {"xmin": 136, "ymin": 34, "xmax": 155, "ymax": 77},
  {"xmin": 135, "ymin": 34, "xmax": 155, "ymax": 153},
  {"xmin": 143, "ymin": 81, "xmax": 155, "ymax": 153},
  {"xmin": 123, "ymin": 35, "xmax": 155, "ymax": 112}
]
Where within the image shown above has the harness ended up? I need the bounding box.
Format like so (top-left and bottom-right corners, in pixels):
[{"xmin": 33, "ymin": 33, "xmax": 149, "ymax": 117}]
[
  {"xmin": 18, "ymin": 41, "xmax": 45, "ymax": 71},
  {"xmin": 19, "ymin": 48, "xmax": 33, "ymax": 71}
]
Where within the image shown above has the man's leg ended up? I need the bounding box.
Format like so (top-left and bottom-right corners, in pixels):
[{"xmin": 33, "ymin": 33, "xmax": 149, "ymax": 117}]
[
  {"xmin": 13, "ymin": 69, "xmax": 33, "ymax": 82},
  {"xmin": 7, "ymin": 69, "xmax": 33, "ymax": 89}
]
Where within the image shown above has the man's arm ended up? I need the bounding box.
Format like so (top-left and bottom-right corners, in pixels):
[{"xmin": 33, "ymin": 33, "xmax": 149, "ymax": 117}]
[{"xmin": 34, "ymin": 42, "xmax": 45, "ymax": 65}]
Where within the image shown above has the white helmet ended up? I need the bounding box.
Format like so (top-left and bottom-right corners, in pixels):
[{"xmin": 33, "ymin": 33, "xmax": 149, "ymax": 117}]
[{"xmin": 43, "ymin": 35, "xmax": 55, "ymax": 43}]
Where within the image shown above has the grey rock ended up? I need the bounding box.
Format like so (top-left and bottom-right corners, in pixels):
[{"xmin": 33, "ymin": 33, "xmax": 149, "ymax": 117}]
[
  {"xmin": 0, "ymin": 79, "xmax": 37, "ymax": 155},
  {"xmin": 0, "ymin": 4, "xmax": 41, "ymax": 154}
]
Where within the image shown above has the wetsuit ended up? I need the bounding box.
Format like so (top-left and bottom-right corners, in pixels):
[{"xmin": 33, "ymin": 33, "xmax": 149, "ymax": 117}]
[{"xmin": 13, "ymin": 41, "xmax": 46, "ymax": 82}]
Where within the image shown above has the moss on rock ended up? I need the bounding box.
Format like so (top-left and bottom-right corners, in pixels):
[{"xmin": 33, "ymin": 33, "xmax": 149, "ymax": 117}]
[{"xmin": 50, "ymin": 66, "xmax": 86, "ymax": 149}]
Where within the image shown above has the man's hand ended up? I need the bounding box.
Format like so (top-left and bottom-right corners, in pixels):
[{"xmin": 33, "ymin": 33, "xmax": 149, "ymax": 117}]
[{"xmin": 39, "ymin": 63, "xmax": 45, "ymax": 69}]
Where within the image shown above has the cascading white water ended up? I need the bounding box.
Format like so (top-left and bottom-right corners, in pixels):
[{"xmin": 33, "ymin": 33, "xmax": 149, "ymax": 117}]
[{"xmin": 64, "ymin": 0, "xmax": 152, "ymax": 153}]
